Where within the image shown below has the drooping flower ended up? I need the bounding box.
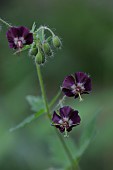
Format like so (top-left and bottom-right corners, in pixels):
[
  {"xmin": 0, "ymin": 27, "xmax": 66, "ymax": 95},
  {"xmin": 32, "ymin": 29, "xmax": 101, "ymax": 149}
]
[
  {"xmin": 61, "ymin": 72, "xmax": 92, "ymax": 101},
  {"xmin": 6, "ymin": 26, "xmax": 33, "ymax": 49},
  {"xmin": 52, "ymin": 106, "xmax": 81, "ymax": 137}
]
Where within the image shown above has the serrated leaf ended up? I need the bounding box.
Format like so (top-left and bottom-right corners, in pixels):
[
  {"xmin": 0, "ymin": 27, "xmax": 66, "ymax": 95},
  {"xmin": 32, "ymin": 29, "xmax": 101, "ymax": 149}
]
[
  {"xmin": 9, "ymin": 114, "xmax": 35, "ymax": 132},
  {"xmin": 9, "ymin": 96, "xmax": 46, "ymax": 132},
  {"xmin": 31, "ymin": 22, "xmax": 36, "ymax": 33},
  {"xmin": 36, "ymin": 27, "xmax": 45, "ymax": 43},
  {"xmin": 26, "ymin": 95, "xmax": 45, "ymax": 112},
  {"xmin": 9, "ymin": 109, "xmax": 46, "ymax": 132}
]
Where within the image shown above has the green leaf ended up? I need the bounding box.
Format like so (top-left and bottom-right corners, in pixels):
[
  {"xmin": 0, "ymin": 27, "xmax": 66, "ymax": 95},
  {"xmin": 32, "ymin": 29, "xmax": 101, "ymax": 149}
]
[
  {"xmin": 31, "ymin": 22, "xmax": 36, "ymax": 33},
  {"xmin": 9, "ymin": 96, "xmax": 46, "ymax": 132},
  {"xmin": 36, "ymin": 27, "xmax": 45, "ymax": 43},
  {"xmin": 26, "ymin": 95, "xmax": 45, "ymax": 112},
  {"xmin": 9, "ymin": 114, "xmax": 35, "ymax": 132},
  {"xmin": 9, "ymin": 109, "xmax": 46, "ymax": 132}
]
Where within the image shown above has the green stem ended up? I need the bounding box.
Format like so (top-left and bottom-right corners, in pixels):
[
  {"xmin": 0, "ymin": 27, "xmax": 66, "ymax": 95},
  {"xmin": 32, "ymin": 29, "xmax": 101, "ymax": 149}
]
[
  {"xmin": 37, "ymin": 26, "xmax": 55, "ymax": 37},
  {"xmin": 0, "ymin": 18, "xmax": 11, "ymax": 27},
  {"xmin": 36, "ymin": 64, "xmax": 51, "ymax": 119},
  {"xmin": 36, "ymin": 64, "xmax": 80, "ymax": 170}
]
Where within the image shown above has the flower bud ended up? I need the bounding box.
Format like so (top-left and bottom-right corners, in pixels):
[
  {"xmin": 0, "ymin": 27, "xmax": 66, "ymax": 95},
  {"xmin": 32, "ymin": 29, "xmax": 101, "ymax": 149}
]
[
  {"xmin": 42, "ymin": 42, "xmax": 52, "ymax": 56},
  {"xmin": 52, "ymin": 35, "xmax": 62, "ymax": 48},
  {"xmin": 35, "ymin": 50, "xmax": 45, "ymax": 65},
  {"xmin": 29, "ymin": 47, "xmax": 38, "ymax": 56}
]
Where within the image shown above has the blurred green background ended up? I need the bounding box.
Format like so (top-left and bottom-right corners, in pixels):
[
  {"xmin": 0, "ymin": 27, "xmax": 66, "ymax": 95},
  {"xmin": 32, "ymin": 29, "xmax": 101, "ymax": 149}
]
[{"xmin": 0, "ymin": 0, "xmax": 113, "ymax": 169}]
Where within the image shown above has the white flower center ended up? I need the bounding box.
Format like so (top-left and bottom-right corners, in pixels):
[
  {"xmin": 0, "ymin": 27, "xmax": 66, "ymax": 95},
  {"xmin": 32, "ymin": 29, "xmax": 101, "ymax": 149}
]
[
  {"xmin": 71, "ymin": 83, "xmax": 85, "ymax": 94},
  {"xmin": 69, "ymin": 119, "xmax": 73, "ymax": 126},
  {"xmin": 14, "ymin": 37, "xmax": 26, "ymax": 46}
]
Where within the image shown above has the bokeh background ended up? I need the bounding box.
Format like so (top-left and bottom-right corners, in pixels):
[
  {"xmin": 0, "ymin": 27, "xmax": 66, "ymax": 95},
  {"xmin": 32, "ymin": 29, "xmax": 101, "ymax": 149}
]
[{"xmin": 0, "ymin": 0, "xmax": 113, "ymax": 169}]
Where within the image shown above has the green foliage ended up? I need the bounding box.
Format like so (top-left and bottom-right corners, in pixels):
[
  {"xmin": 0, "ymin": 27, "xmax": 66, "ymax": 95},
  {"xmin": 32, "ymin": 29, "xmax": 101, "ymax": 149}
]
[
  {"xmin": 36, "ymin": 27, "xmax": 45, "ymax": 43},
  {"xmin": 9, "ymin": 96, "xmax": 46, "ymax": 132},
  {"xmin": 31, "ymin": 22, "xmax": 36, "ymax": 33},
  {"xmin": 26, "ymin": 95, "xmax": 45, "ymax": 112},
  {"xmin": 9, "ymin": 114, "xmax": 35, "ymax": 132}
]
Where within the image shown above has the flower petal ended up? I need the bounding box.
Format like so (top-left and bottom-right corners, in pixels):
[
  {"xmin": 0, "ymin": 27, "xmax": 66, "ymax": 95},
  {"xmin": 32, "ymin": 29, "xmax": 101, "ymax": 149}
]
[
  {"xmin": 18, "ymin": 26, "xmax": 29, "ymax": 37},
  {"xmin": 84, "ymin": 77, "xmax": 92, "ymax": 92},
  {"xmin": 52, "ymin": 111, "xmax": 61, "ymax": 124},
  {"xmin": 25, "ymin": 33, "xmax": 33, "ymax": 44},
  {"xmin": 75, "ymin": 72, "xmax": 89, "ymax": 83},
  {"xmin": 58, "ymin": 126, "xmax": 65, "ymax": 133},
  {"xmin": 9, "ymin": 43, "xmax": 17, "ymax": 49},
  {"xmin": 69, "ymin": 110, "xmax": 81, "ymax": 125},
  {"xmin": 62, "ymin": 75, "xmax": 75, "ymax": 89},
  {"xmin": 59, "ymin": 106, "xmax": 73, "ymax": 118},
  {"xmin": 62, "ymin": 88, "xmax": 74, "ymax": 97}
]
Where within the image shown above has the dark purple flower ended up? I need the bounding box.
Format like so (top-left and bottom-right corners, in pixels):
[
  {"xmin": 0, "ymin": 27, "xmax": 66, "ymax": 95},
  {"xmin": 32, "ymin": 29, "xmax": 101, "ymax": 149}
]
[
  {"xmin": 61, "ymin": 72, "xmax": 92, "ymax": 101},
  {"xmin": 6, "ymin": 26, "xmax": 33, "ymax": 49},
  {"xmin": 52, "ymin": 106, "xmax": 81, "ymax": 136}
]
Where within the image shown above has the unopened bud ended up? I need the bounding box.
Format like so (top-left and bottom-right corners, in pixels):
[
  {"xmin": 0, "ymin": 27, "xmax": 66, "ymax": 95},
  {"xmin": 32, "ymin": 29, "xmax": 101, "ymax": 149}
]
[
  {"xmin": 42, "ymin": 42, "xmax": 52, "ymax": 56},
  {"xmin": 29, "ymin": 47, "xmax": 38, "ymax": 56},
  {"xmin": 52, "ymin": 35, "xmax": 62, "ymax": 49},
  {"xmin": 35, "ymin": 50, "xmax": 45, "ymax": 65}
]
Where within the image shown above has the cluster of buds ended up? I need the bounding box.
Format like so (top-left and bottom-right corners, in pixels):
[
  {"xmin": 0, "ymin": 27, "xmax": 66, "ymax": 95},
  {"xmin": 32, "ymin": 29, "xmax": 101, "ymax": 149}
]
[{"xmin": 6, "ymin": 24, "xmax": 62, "ymax": 65}]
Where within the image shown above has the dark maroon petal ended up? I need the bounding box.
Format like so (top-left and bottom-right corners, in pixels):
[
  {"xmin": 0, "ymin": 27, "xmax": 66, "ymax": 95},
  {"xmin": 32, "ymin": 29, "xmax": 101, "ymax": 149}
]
[
  {"xmin": 18, "ymin": 26, "xmax": 29, "ymax": 37},
  {"xmin": 9, "ymin": 43, "xmax": 17, "ymax": 49},
  {"xmin": 6, "ymin": 30, "xmax": 14, "ymax": 43},
  {"xmin": 67, "ymin": 125, "xmax": 77, "ymax": 132},
  {"xmin": 67, "ymin": 127, "xmax": 72, "ymax": 132},
  {"xmin": 52, "ymin": 111, "xmax": 61, "ymax": 124},
  {"xmin": 54, "ymin": 125, "xmax": 65, "ymax": 133},
  {"xmin": 62, "ymin": 75, "xmax": 75, "ymax": 89},
  {"xmin": 10, "ymin": 27, "xmax": 20, "ymax": 37},
  {"xmin": 6, "ymin": 27, "xmax": 18, "ymax": 45},
  {"xmin": 59, "ymin": 106, "xmax": 73, "ymax": 118},
  {"xmin": 69, "ymin": 110, "xmax": 81, "ymax": 125},
  {"xmin": 59, "ymin": 127, "xmax": 65, "ymax": 133},
  {"xmin": 62, "ymin": 88, "xmax": 75, "ymax": 97},
  {"xmin": 74, "ymin": 94, "xmax": 79, "ymax": 99},
  {"xmin": 84, "ymin": 77, "xmax": 92, "ymax": 92},
  {"xmin": 75, "ymin": 72, "xmax": 89, "ymax": 83},
  {"xmin": 25, "ymin": 33, "xmax": 33, "ymax": 44}
]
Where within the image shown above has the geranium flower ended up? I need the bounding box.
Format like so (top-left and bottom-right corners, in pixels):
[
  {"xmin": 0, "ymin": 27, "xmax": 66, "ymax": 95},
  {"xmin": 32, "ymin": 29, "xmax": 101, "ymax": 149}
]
[
  {"xmin": 61, "ymin": 72, "xmax": 92, "ymax": 101},
  {"xmin": 52, "ymin": 106, "xmax": 81, "ymax": 137},
  {"xmin": 6, "ymin": 26, "xmax": 33, "ymax": 49}
]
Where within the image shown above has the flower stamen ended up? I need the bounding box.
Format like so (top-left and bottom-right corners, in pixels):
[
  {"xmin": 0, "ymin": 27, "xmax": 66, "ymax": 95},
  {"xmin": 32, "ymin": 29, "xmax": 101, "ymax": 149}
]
[
  {"xmin": 64, "ymin": 127, "xmax": 69, "ymax": 137},
  {"xmin": 78, "ymin": 92, "xmax": 83, "ymax": 102}
]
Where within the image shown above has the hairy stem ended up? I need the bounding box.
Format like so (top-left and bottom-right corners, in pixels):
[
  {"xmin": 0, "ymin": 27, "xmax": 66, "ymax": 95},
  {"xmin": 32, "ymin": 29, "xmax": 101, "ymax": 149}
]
[
  {"xmin": 37, "ymin": 26, "xmax": 55, "ymax": 37},
  {"xmin": 0, "ymin": 18, "xmax": 11, "ymax": 27},
  {"xmin": 36, "ymin": 64, "xmax": 80, "ymax": 170}
]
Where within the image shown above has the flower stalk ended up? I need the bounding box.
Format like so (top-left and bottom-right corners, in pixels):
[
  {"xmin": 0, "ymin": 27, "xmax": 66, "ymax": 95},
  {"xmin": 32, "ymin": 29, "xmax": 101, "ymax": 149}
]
[
  {"xmin": 0, "ymin": 18, "xmax": 11, "ymax": 27},
  {"xmin": 36, "ymin": 63, "xmax": 80, "ymax": 170}
]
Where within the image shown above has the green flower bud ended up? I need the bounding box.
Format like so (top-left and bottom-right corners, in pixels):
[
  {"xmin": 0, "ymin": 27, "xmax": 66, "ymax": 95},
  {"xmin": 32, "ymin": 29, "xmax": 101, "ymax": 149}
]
[
  {"xmin": 52, "ymin": 35, "xmax": 62, "ymax": 48},
  {"xmin": 29, "ymin": 47, "xmax": 38, "ymax": 56},
  {"xmin": 42, "ymin": 42, "xmax": 52, "ymax": 56},
  {"xmin": 35, "ymin": 50, "xmax": 45, "ymax": 65}
]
